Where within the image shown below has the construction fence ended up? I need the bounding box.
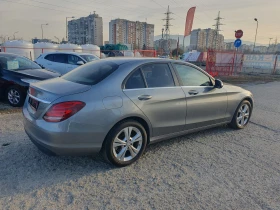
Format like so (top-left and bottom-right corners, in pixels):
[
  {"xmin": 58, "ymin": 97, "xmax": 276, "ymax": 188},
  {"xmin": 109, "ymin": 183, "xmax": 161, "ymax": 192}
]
[{"xmin": 182, "ymin": 50, "xmax": 280, "ymax": 76}]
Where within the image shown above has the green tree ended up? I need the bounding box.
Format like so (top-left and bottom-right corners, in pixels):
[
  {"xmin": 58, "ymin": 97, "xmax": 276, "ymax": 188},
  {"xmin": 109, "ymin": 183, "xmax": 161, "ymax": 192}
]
[{"xmin": 172, "ymin": 48, "xmax": 184, "ymax": 57}]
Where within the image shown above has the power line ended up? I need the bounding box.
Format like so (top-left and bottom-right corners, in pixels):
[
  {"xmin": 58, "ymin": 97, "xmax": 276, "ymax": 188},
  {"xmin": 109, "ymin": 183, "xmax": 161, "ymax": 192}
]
[
  {"xmin": 27, "ymin": 0, "xmax": 90, "ymax": 13},
  {"xmin": 0, "ymin": 0, "xmax": 83, "ymax": 15}
]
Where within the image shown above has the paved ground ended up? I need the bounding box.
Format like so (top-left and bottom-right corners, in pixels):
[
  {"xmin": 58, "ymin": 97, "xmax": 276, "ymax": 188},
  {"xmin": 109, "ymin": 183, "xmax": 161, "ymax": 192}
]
[{"xmin": 0, "ymin": 82, "xmax": 280, "ymax": 210}]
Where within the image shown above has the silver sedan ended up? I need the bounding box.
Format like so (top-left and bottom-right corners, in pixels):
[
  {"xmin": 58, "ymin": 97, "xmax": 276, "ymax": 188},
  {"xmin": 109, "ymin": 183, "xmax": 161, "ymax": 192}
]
[{"xmin": 23, "ymin": 58, "xmax": 253, "ymax": 167}]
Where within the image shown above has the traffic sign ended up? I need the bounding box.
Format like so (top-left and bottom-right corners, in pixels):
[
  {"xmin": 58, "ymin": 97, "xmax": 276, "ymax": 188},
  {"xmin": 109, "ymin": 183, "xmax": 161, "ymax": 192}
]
[
  {"xmin": 234, "ymin": 39, "xmax": 242, "ymax": 48},
  {"xmin": 235, "ymin": 30, "xmax": 243, "ymax": 39}
]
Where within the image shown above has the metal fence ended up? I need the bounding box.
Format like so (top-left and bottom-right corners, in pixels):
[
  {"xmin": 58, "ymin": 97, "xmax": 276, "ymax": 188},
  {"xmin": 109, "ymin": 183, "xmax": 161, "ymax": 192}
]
[
  {"xmin": 206, "ymin": 50, "xmax": 243, "ymax": 76},
  {"xmin": 206, "ymin": 50, "xmax": 280, "ymax": 76}
]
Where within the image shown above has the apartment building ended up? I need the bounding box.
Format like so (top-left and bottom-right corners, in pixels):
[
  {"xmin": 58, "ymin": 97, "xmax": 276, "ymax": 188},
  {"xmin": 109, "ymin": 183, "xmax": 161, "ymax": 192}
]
[
  {"xmin": 109, "ymin": 19, "xmax": 154, "ymax": 49},
  {"xmin": 68, "ymin": 13, "xmax": 103, "ymax": 46}
]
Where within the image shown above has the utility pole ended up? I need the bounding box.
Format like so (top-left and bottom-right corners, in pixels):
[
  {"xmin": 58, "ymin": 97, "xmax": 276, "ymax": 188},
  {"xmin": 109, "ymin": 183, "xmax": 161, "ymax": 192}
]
[
  {"xmin": 268, "ymin": 37, "xmax": 273, "ymax": 53},
  {"xmin": 162, "ymin": 5, "xmax": 173, "ymax": 55},
  {"xmin": 274, "ymin": 37, "xmax": 278, "ymax": 53},
  {"xmin": 212, "ymin": 11, "xmax": 224, "ymax": 50},
  {"xmin": 41, "ymin": 23, "xmax": 48, "ymax": 39},
  {"xmin": 253, "ymin": 18, "xmax": 258, "ymax": 52}
]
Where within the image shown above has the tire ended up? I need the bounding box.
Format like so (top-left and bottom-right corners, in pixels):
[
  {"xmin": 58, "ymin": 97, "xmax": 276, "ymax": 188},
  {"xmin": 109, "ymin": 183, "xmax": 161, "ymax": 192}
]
[
  {"xmin": 6, "ymin": 86, "xmax": 26, "ymax": 107},
  {"xmin": 102, "ymin": 120, "xmax": 147, "ymax": 167},
  {"xmin": 229, "ymin": 100, "xmax": 252, "ymax": 129}
]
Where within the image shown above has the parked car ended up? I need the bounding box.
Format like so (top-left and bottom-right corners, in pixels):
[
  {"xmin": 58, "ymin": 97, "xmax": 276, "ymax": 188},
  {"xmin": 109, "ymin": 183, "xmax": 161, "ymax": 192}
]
[
  {"xmin": 0, "ymin": 53, "xmax": 60, "ymax": 107},
  {"xmin": 35, "ymin": 52, "xmax": 100, "ymax": 75},
  {"xmin": 23, "ymin": 58, "xmax": 253, "ymax": 167}
]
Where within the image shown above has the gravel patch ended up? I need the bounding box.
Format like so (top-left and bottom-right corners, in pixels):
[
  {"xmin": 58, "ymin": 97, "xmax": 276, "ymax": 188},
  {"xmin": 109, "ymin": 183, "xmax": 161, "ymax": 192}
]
[{"xmin": 0, "ymin": 82, "xmax": 280, "ymax": 209}]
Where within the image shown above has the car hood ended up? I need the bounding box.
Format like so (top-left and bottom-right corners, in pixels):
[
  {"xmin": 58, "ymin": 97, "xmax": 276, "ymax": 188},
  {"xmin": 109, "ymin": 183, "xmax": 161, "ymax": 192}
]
[{"xmin": 18, "ymin": 69, "xmax": 60, "ymax": 79}]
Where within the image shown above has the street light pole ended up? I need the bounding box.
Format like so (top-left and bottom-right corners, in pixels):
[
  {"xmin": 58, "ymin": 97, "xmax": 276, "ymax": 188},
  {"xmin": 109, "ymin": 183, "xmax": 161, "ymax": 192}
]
[
  {"xmin": 253, "ymin": 18, "xmax": 258, "ymax": 52},
  {"xmin": 41, "ymin": 23, "xmax": 48, "ymax": 39},
  {"xmin": 13, "ymin": 31, "xmax": 19, "ymax": 40},
  {"xmin": 66, "ymin": 16, "xmax": 75, "ymax": 42}
]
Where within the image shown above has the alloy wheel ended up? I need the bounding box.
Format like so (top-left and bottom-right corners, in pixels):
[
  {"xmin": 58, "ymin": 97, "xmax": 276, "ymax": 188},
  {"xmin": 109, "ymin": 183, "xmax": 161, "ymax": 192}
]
[
  {"xmin": 236, "ymin": 104, "xmax": 250, "ymax": 127},
  {"xmin": 8, "ymin": 89, "xmax": 20, "ymax": 105},
  {"xmin": 112, "ymin": 126, "xmax": 143, "ymax": 162}
]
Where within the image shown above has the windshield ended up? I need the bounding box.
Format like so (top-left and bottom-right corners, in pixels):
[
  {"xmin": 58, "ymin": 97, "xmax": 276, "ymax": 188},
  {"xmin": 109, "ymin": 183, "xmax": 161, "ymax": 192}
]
[
  {"xmin": 62, "ymin": 60, "xmax": 119, "ymax": 85},
  {"xmin": 80, "ymin": 54, "xmax": 100, "ymax": 62},
  {"xmin": 0, "ymin": 54, "xmax": 41, "ymax": 71}
]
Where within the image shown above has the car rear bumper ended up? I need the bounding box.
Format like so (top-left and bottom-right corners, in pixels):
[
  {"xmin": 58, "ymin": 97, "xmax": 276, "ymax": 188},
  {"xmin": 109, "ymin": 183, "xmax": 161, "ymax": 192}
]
[{"xmin": 23, "ymin": 108, "xmax": 104, "ymax": 156}]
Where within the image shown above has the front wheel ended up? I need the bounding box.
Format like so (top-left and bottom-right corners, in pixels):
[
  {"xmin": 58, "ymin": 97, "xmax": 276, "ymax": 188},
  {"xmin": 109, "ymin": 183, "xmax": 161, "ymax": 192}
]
[
  {"xmin": 229, "ymin": 100, "xmax": 252, "ymax": 129},
  {"xmin": 102, "ymin": 120, "xmax": 147, "ymax": 167},
  {"xmin": 6, "ymin": 86, "xmax": 26, "ymax": 107}
]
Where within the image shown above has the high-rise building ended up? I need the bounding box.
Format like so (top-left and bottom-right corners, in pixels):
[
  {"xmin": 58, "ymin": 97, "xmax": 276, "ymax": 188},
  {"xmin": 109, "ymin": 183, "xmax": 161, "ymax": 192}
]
[
  {"xmin": 68, "ymin": 13, "xmax": 103, "ymax": 46},
  {"xmin": 190, "ymin": 29, "xmax": 206, "ymax": 51},
  {"xmin": 109, "ymin": 19, "xmax": 154, "ymax": 49},
  {"xmin": 190, "ymin": 28, "xmax": 224, "ymax": 51}
]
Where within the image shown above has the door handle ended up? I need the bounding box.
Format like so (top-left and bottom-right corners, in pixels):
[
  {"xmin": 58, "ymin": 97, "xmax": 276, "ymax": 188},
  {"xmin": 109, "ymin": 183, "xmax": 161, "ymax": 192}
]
[
  {"xmin": 188, "ymin": 90, "xmax": 199, "ymax": 95},
  {"xmin": 138, "ymin": 95, "xmax": 152, "ymax": 101}
]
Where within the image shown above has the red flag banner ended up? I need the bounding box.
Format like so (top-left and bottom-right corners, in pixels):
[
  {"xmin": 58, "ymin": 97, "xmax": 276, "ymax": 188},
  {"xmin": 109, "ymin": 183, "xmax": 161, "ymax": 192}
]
[{"xmin": 184, "ymin": 7, "xmax": 196, "ymax": 37}]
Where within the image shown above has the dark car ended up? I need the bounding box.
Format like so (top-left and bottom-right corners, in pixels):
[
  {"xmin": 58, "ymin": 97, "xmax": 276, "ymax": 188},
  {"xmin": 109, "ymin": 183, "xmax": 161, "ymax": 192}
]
[{"xmin": 0, "ymin": 53, "xmax": 60, "ymax": 107}]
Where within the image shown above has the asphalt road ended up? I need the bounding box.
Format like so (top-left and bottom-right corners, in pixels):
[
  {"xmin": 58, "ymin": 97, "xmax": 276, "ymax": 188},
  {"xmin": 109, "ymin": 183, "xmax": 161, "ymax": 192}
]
[{"xmin": 0, "ymin": 82, "xmax": 280, "ymax": 210}]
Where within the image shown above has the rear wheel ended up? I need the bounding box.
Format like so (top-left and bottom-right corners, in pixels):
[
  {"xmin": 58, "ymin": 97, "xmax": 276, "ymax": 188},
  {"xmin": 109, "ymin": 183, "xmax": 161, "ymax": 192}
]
[
  {"xmin": 6, "ymin": 86, "xmax": 26, "ymax": 107},
  {"xmin": 229, "ymin": 100, "xmax": 252, "ymax": 129},
  {"xmin": 102, "ymin": 120, "xmax": 147, "ymax": 167}
]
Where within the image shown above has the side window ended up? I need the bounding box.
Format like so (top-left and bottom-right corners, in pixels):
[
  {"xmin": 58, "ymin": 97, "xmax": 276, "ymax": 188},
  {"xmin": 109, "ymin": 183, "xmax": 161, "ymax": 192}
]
[
  {"xmin": 174, "ymin": 64, "xmax": 212, "ymax": 86},
  {"xmin": 45, "ymin": 54, "xmax": 54, "ymax": 61},
  {"xmin": 141, "ymin": 63, "xmax": 175, "ymax": 88},
  {"xmin": 53, "ymin": 54, "xmax": 67, "ymax": 64},
  {"xmin": 125, "ymin": 69, "xmax": 146, "ymax": 89},
  {"xmin": 68, "ymin": 55, "xmax": 83, "ymax": 65}
]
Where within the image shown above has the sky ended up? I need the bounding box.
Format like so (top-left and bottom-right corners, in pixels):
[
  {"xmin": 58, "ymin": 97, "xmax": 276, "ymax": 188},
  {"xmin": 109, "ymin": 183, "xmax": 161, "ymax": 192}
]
[{"xmin": 0, "ymin": 0, "xmax": 279, "ymax": 45}]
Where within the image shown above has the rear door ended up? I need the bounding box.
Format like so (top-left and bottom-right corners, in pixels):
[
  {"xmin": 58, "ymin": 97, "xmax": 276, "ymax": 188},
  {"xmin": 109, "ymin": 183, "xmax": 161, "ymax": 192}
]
[
  {"xmin": 52, "ymin": 54, "xmax": 68, "ymax": 74},
  {"xmin": 172, "ymin": 63, "xmax": 228, "ymax": 130},
  {"xmin": 123, "ymin": 63, "xmax": 186, "ymax": 137}
]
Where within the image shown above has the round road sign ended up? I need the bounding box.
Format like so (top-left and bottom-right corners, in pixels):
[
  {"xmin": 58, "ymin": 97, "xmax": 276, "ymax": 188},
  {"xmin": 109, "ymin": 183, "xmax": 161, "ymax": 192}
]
[
  {"xmin": 234, "ymin": 39, "xmax": 242, "ymax": 48},
  {"xmin": 235, "ymin": 30, "xmax": 243, "ymax": 39}
]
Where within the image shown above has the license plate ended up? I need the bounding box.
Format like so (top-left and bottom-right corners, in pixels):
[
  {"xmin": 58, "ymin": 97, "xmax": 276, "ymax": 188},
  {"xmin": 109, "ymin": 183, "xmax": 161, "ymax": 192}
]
[{"xmin": 28, "ymin": 97, "xmax": 39, "ymax": 111}]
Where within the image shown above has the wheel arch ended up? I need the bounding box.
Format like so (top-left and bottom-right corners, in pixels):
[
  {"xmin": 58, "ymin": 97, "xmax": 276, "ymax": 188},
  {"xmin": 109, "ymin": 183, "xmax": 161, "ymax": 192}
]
[
  {"xmin": 103, "ymin": 116, "xmax": 152, "ymax": 147},
  {"xmin": 243, "ymin": 96, "xmax": 253, "ymax": 109}
]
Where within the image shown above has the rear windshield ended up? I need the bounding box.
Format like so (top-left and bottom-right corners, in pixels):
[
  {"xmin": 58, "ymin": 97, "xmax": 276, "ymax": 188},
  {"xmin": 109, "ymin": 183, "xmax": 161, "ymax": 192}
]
[{"xmin": 62, "ymin": 60, "xmax": 119, "ymax": 85}]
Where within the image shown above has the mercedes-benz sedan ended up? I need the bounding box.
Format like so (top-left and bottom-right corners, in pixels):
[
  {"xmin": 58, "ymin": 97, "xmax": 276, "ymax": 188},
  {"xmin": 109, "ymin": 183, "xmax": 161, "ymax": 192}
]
[{"xmin": 23, "ymin": 58, "xmax": 253, "ymax": 167}]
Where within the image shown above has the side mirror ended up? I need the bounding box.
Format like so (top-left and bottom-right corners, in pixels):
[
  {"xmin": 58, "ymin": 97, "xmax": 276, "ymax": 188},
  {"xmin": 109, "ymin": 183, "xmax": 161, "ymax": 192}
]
[
  {"xmin": 77, "ymin": 61, "xmax": 84, "ymax": 65},
  {"xmin": 214, "ymin": 79, "xmax": 223, "ymax": 89}
]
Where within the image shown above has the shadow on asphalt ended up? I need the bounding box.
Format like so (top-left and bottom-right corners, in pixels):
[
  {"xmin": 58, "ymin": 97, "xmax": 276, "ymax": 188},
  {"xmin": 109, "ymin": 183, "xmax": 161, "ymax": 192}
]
[{"xmin": 0, "ymin": 125, "xmax": 236, "ymax": 198}]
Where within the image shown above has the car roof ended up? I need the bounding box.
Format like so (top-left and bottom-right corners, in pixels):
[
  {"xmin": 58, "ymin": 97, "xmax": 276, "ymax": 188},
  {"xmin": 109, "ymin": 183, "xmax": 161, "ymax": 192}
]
[
  {"xmin": 41, "ymin": 52, "xmax": 97, "ymax": 56},
  {"xmin": 103, "ymin": 57, "xmax": 192, "ymax": 65}
]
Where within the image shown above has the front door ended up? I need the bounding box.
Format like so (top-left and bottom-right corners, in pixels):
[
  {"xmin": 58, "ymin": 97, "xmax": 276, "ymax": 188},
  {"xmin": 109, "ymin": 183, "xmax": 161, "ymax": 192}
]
[
  {"xmin": 123, "ymin": 63, "xmax": 186, "ymax": 137},
  {"xmin": 172, "ymin": 63, "xmax": 228, "ymax": 130}
]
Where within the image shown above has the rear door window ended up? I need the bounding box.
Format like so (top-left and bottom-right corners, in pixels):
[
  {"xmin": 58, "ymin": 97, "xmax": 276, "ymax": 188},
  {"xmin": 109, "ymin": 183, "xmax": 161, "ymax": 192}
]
[
  {"xmin": 125, "ymin": 69, "xmax": 146, "ymax": 89},
  {"xmin": 141, "ymin": 63, "xmax": 175, "ymax": 88},
  {"xmin": 53, "ymin": 54, "xmax": 67, "ymax": 64},
  {"xmin": 62, "ymin": 60, "xmax": 119, "ymax": 85}
]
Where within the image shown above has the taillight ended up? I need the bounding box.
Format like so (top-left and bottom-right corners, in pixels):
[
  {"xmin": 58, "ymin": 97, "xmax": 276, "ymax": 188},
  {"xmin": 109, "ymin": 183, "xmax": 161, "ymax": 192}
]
[{"xmin": 43, "ymin": 101, "xmax": 85, "ymax": 122}]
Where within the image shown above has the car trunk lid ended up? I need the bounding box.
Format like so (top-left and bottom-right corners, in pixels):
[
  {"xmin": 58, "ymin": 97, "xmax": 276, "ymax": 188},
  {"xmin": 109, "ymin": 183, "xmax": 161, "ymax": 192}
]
[{"xmin": 27, "ymin": 77, "xmax": 91, "ymax": 119}]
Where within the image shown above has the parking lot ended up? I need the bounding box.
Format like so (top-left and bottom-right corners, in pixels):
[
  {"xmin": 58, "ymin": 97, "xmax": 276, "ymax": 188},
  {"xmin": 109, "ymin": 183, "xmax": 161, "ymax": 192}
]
[{"xmin": 0, "ymin": 81, "xmax": 280, "ymax": 210}]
